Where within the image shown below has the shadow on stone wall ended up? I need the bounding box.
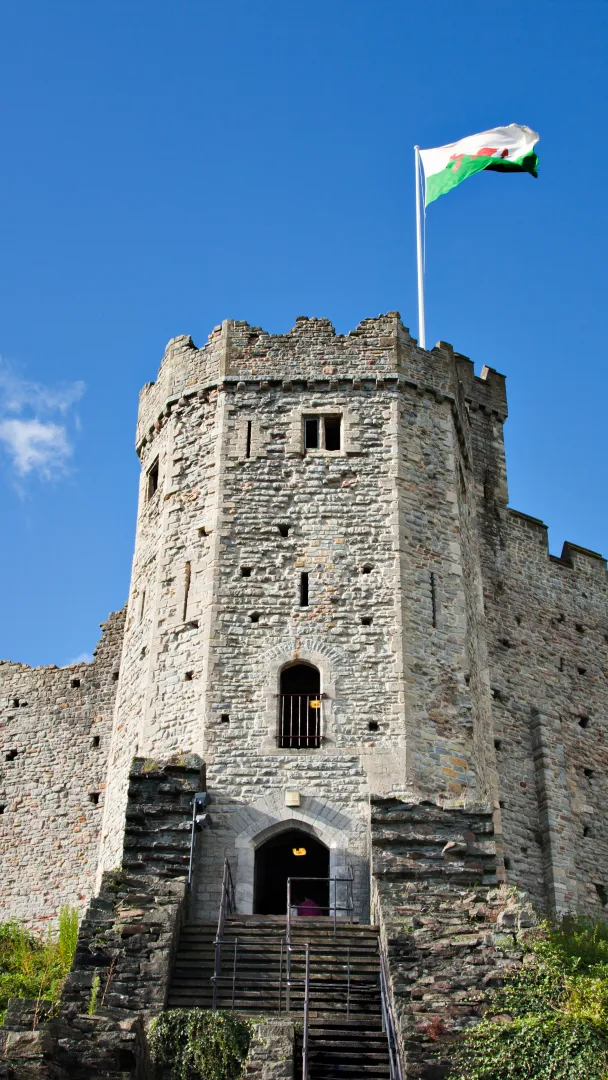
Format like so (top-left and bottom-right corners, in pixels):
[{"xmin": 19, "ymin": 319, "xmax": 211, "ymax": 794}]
[
  {"xmin": 371, "ymin": 797, "xmax": 537, "ymax": 1080},
  {"xmin": 0, "ymin": 754, "xmax": 205, "ymax": 1080}
]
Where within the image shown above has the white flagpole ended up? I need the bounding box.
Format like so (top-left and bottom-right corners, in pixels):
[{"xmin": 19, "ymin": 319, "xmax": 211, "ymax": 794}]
[{"xmin": 414, "ymin": 146, "xmax": 426, "ymax": 349}]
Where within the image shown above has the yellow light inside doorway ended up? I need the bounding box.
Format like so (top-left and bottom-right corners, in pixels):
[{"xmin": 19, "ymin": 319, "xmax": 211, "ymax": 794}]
[{"xmin": 292, "ymin": 847, "xmax": 307, "ymax": 856}]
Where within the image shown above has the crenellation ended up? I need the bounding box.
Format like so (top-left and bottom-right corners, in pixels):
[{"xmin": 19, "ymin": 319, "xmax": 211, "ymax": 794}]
[{"xmin": 2, "ymin": 309, "xmax": 607, "ymax": 936}]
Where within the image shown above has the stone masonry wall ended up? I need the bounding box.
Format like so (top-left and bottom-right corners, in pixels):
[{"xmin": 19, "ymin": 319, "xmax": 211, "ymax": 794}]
[
  {"xmin": 485, "ymin": 512, "xmax": 608, "ymax": 914},
  {"xmin": 2, "ymin": 310, "xmax": 608, "ymax": 932},
  {"xmin": 467, "ymin": 384, "xmax": 608, "ymax": 915},
  {"xmin": 371, "ymin": 797, "xmax": 535, "ymax": 1080},
  {"xmin": 244, "ymin": 1020, "xmax": 295, "ymax": 1080},
  {"xmin": 0, "ymin": 610, "xmax": 124, "ymax": 928},
  {"xmin": 98, "ymin": 314, "xmax": 504, "ymax": 921},
  {"xmin": 0, "ymin": 755, "xmax": 204, "ymax": 1080}
]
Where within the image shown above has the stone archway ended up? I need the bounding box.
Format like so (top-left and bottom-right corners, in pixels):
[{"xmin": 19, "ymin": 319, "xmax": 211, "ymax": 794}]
[
  {"xmin": 253, "ymin": 826, "xmax": 329, "ymax": 914},
  {"xmin": 231, "ymin": 794, "xmax": 355, "ymax": 915}
]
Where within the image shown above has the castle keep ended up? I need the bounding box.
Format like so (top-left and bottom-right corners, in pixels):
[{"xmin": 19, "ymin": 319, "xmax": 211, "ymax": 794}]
[
  {"xmin": 1, "ymin": 312, "xmax": 607, "ymax": 1076},
  {"xmin": 2, "ymin": 312, "xmax": 608, "ymax": 925}
]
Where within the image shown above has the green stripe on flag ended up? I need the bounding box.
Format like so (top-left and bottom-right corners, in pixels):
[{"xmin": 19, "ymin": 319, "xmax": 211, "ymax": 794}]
[{"xmin": 425, "ymin": 152, "xmax": 539, "ymax": 206}]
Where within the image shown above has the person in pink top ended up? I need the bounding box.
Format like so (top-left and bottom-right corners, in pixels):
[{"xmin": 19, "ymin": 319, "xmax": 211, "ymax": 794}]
[{"xmin": 297, "ymin": 897, "xmax": 323, "ymax": 916}]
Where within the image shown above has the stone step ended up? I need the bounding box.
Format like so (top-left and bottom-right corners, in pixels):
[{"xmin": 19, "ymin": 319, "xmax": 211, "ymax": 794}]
[
  {"xmin": 308, "ymin": 1039, "xmax": 389, "ymax": 1050},
  {"xmin": 307, "ymin": 1025, "xmax": 385, "ymax": 1037},
  {"xmin": 309, "ymin": 1070, "xmax": 390, "ymax": 1079},
  {"xmin": 310, "ymin": 1050, "xmax": 390, "ymax": 1063},
  {"xmin": 175, "ymin": 958, "xmax": 379, "ymax": 972},
  {"xmin": 169, "ymin": 986, "xmax": 381, "ymax": 1003},
  {"xmin": 171, "ymin": 981, "xmax": 381, "ymax": 997},
  {"xmin": 166, "ymin": 996, "xmax": 380, "ymax": 1015},
  {"xmin": 224, "ymin": 920, "xmax": 378, "ymax": 934}
]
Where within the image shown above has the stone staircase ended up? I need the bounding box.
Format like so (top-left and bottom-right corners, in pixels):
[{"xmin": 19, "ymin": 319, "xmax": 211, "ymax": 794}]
[{"xmin": 168, "ymin": 916, "xmax": 391, "ymax": 1078}]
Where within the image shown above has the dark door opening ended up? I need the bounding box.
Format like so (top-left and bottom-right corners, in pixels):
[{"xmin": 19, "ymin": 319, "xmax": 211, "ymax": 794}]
[
  {"xmin": 278, "ymin": 663, "xmax": 321, "ymax": 749},
  {"xmin": 254, "ymin": 828, "xmax": 329, "ymax": 915}
]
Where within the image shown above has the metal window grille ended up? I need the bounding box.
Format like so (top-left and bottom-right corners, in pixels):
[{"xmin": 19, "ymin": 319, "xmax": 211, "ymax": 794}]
[{"xmin": 277, "ymin": 694, "xmax": 322, "ymax": 748}]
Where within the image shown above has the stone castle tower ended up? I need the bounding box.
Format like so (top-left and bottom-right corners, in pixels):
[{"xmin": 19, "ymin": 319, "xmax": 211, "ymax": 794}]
[{"xmin": 2, "ymin": 312, "xmax": 607, "ymax": 927}]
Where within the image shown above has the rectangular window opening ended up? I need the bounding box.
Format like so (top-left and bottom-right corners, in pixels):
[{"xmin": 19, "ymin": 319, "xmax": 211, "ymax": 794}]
[
  {"xmin": 430, "ymin": 571, "xmax": 438, "ymax": 628},
  {"xmin": 324, "ymin": 416, "xmax": 341, "ymax": 452},
  {"xmin": 182, "ymin": 561, "xmax": 191, "ymax": 623},
  {"xmin": 246, "ymin": 420, "xmax": 252, "ymax": 459},
  {"xmin": 300, "ymin": 572, "xmax": 309, "ymax": 607},
  {"xmin": 304, "ymin": 418, "xmax": 319, "ymax": 450},
  {"xmin": 147, "ymin": 459, "xmax": 159, "ymax": 500}
]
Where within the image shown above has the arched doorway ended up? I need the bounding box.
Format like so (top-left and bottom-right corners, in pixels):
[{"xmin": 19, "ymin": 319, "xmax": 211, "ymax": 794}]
[
  {"xmin": 254, "ymin": 828, "xmax": 329, "ymax": 915},
  {"xmin": 278, "ymin": 663, "xmax": 321, "ymax": 748}
]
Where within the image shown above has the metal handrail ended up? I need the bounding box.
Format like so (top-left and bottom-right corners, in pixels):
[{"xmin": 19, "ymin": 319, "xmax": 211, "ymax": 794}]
[
  {"xmin": 302, "ymin": 943, "xmax": 311, "ymax": 1080},
  {"xmin": 187, "ymin": 791, "xmax": 207, "ymax": 888},
  {"xmin": 378, "ymin": 936, "xmax": 403, "ymax": 1080},
  {"xmin": 286, "ymin": 873, "xmax": 354, "ymax": 942},
  {"xmin": 210, "ymin": 936, "xmax": 309, "ymax": 1015},
  {"xmin": 285, "ymin": 873, "xmax": 354, "ymax": 1011},
  {"xmin": 211, "ymin": 859, "xmax": 236, "ymax": 1009}
]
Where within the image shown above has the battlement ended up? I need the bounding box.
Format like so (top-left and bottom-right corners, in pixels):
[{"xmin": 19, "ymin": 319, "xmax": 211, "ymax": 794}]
[
  {"xmin": 506, "ymin": 508, "xmax": 607, "ymax": 578},
  {"xmin": 135, "ymin": 314, "xmax": 509, "ymax": 448}
]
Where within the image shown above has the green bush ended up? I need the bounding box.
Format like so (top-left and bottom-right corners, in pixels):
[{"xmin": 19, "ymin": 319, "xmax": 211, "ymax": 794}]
[
  {"xmin": 149, "ymin": 1010, "xmax": 252, "ymax": 1080},
  {"xmin": 0, "ymin": 906, "xmax": 79, "ymax": 1023},
  {"xmin": 452, "ymin": 916, "xmax": 608, "ymax": 1080}
]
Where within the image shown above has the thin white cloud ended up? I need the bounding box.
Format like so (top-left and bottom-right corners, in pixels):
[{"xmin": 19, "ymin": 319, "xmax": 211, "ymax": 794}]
[
  {"xmin": 0, "ymin": 418, "xmax": 72, "ymax": 478},
  {"xmin": 0, "ymin": 357, "xmax": 85, "ymax": 481},
  {"xmin": 64, "ymin": 652, "xmax": 94, "ymax": 666},
  {"xmin": 0, "ymin": 361, "xmax": 84, "ymax": 415}
]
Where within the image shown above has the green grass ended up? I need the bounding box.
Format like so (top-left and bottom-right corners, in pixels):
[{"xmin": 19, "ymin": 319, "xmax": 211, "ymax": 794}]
[{"xmin": 0, "ymin": 906, "xmax": 79, "ymax": 1023}]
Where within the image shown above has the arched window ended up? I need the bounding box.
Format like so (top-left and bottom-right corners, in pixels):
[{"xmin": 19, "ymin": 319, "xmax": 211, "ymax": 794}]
[{"xmin": 278, "ymin": 663, "xmax": 322, "ymax": 749}]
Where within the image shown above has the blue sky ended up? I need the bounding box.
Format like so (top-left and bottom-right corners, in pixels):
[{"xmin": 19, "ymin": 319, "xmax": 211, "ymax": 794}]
[{"xmin": 1, "ymin": 0, "xmax": 606, "ymax": 667}]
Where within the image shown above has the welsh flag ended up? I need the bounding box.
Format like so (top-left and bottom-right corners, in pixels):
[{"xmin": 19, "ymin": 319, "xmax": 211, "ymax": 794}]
[{"xmin": 420, "ymin": 124, "xmax": 539, "ymax": 206}]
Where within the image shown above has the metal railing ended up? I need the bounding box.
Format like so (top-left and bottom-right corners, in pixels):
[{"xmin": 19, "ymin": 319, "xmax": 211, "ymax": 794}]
[
  {"xmin": 205, "ymin": 869, "xmax": 398, "ymax": 1080},
  {"xmin": 378, "ymin": 935, "xmax": 404, "ymax": 1080},
  {"xmin": 276, "ymin": 694, "xmax": 323, "ymax": 748},
  {"xmin": 286, "ymin": 873, "xmax": 354, "ymax": 941},
  {"xmin": 187, "ymin": 791, "xmax": 208, "ymax": 889},
  {"xmin": 285, "ymin": 873, "xmax": 354, "ymax": 1012},
  {"xmin": 209, "ymin": 935, "xmax": 313, "ymax": 1015},
  {"xmin": 211, "ymin": 859, "xmax": 236, "ymax": 1009},
  {"xmin": 302, "ymin": 943, "xmax": 311, "ymax": 1080}
]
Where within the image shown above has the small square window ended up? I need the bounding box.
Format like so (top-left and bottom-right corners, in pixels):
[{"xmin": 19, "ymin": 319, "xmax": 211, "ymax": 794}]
[{"xmin": 303, "ymin": 415, "xmax": 342, "ymax": 453}]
